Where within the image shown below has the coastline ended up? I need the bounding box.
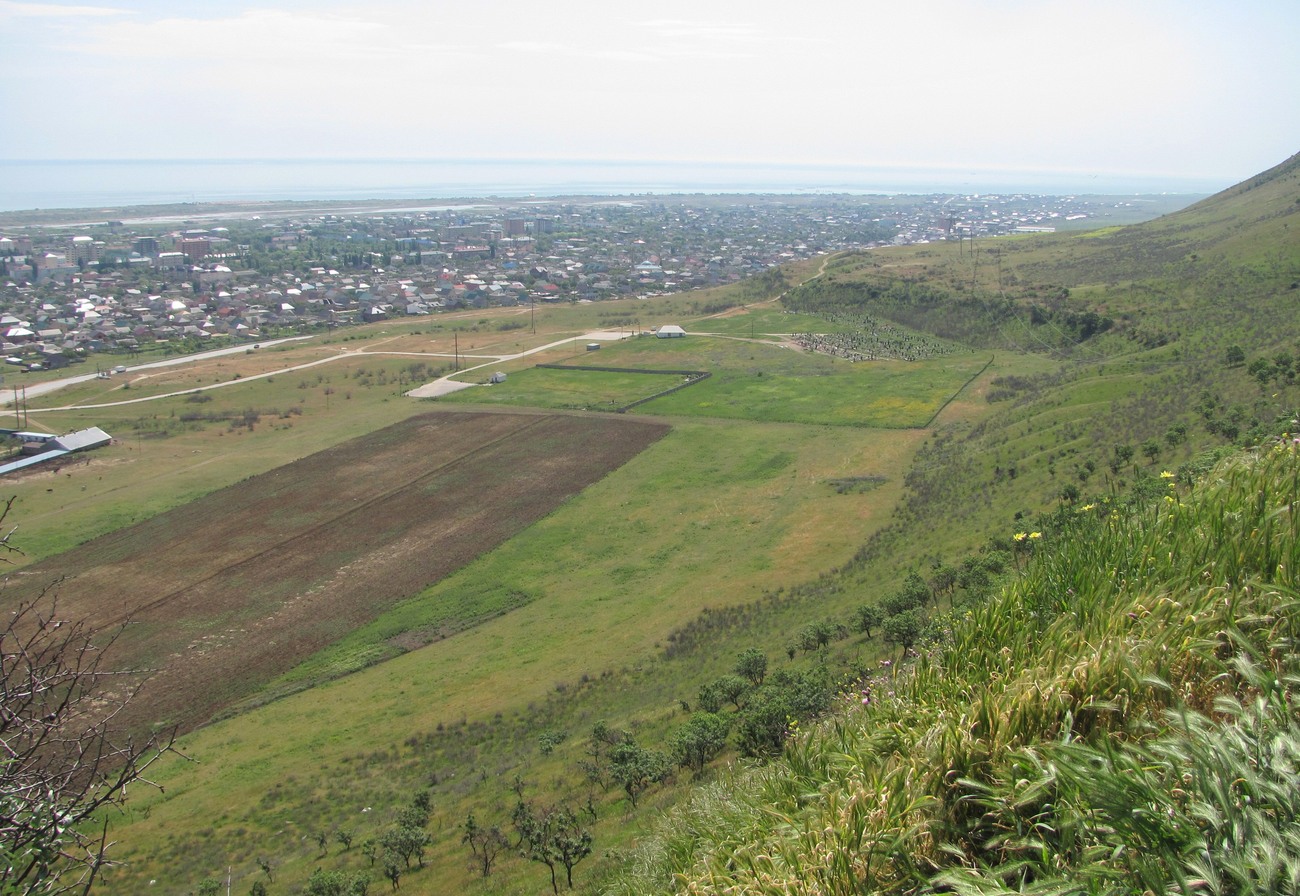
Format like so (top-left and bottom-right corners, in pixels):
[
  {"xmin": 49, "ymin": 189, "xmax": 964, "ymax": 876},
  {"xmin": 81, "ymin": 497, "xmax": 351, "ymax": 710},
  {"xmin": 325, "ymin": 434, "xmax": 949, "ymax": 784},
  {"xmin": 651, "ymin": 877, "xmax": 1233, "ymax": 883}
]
[{"xmin": 0, "ymin": 158, "xmax": 1229, "ymax": 223}]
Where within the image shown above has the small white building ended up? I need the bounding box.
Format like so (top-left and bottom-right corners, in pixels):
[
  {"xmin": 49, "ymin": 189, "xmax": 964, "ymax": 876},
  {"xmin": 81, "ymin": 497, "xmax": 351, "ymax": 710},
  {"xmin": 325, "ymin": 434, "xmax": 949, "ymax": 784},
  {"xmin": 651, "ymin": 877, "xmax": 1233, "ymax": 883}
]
[{"xmin": 656, "ymin": 324, "xmax": 686, "ymax": 339}]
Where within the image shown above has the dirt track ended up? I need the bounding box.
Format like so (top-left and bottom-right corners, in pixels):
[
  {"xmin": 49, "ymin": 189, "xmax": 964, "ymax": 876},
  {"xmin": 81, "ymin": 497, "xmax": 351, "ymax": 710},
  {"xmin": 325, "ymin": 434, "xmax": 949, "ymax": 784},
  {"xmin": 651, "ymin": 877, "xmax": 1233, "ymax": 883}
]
[{"xmin": 3, "ymin": 411, "xmax": 669, "ymax": 734}]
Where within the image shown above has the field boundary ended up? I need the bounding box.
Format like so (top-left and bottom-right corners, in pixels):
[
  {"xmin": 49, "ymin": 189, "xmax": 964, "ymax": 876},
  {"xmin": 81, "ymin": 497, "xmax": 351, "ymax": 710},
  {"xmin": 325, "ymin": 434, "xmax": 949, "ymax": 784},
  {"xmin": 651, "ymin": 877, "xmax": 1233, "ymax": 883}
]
[
  {"xmin": 921, "ymin": 354, "xmax": 996, "ymax": 428},
  {"xmin": 534, "ymin": 363, "xmax": 712, "ymax": 412}
]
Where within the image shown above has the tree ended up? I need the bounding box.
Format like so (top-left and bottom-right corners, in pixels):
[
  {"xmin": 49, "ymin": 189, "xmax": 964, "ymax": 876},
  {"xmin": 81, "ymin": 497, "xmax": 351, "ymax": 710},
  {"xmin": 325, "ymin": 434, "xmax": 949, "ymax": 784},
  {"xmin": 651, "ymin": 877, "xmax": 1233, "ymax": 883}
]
[
  {"xmin": 607, "ymin": 741, "xmax": 671, "ymax": 808},
  {"xmin": 1111, "ymin": 443, "xmax": 1134, "ymax": 474},
  {"xmin": 513, "ymin": 802, "xmax": 593, "ymax": 893},
  {"xmin": 734, "ymin": 689, "xmax": 792, "ymax": 760},
  {"xmin": 462, "ymin": 813, "xmax": 509, "ymax": 878},
  {"xmin": 670, "ymin": 712, "xmax": 729, "ymax": 772},
  {"xmin": 197, "ymin": 879, "xmax": 222, "ymax": 896},
  {"xmin": 579, "ymin": 721, "xmax": 625, "ymax": 792},
  {"xmin": 882, "ymin": 609, "xmax": 923, "ymax": 658},
  {"xmin": 695, "ymin": 681, "xmax": 723, "ymax": 714},
  {"xmin": 795, "ymin": 620, "xmax": 833, "ymax": 654},
  {"xmin": 0, "ymin": 588, "xmax": 175, "ymax": 896},
  {"xmin": 929, "ymin": 564, "xmax": 958, "ymax": 600},
  {"xmin": 381, "ymin": 825, "xmax": 430, "ymax": 870},
  {"xmin": 734, "ymin": 647, "xmax": 767, "ymax": 686},
  {"xmin": 1224, "ymin": 344, "xmax": 1245, "ymax": 366},
  {"xmin": 712, "ymin": 674, "xmax": 750, "ymax": 709},
  {"xmin": 1141, "ymin": 438, "xmax": 1161, "ymax": 464},
  {"xmin": 305, "ymin": 869, "xmax": 370, "ymax": 896},
  {"xmin": 854, "ymin": 604, "xmax": 883, "ymax": 638}
]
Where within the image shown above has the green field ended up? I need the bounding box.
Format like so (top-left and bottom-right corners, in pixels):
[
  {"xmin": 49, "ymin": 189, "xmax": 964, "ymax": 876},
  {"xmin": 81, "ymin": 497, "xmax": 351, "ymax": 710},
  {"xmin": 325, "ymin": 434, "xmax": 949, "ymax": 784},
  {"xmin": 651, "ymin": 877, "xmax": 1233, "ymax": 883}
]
[
  {"xmin": 440, "ymin": 333, "xmax": 990, "ymax": 427},
  {"xmin": 438, "ymin": 365, "xmax": 682, "ymax": 411}
]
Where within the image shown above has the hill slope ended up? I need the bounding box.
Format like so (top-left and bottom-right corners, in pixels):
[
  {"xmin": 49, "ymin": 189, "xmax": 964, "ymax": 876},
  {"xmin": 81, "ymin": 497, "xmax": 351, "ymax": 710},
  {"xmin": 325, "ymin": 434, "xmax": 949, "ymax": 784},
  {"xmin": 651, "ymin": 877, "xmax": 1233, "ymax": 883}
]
[{"xmin": 612, "ymin": 440, "xmax": 1300, "ymax": 895}]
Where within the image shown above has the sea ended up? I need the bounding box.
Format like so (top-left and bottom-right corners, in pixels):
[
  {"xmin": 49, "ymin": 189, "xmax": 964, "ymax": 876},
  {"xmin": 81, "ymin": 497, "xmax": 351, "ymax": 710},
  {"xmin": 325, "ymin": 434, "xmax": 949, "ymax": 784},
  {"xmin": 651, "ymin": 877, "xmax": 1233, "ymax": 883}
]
[{"xmin": 0, "ymin": 158, "xmax": 1225, "ymax": 213}]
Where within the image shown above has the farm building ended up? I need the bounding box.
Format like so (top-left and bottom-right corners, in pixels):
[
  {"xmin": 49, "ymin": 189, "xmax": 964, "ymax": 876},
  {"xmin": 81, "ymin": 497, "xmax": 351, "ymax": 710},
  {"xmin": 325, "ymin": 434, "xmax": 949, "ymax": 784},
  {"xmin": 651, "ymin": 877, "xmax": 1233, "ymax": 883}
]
[
  {"xmin": 656, "ymin": 324, "xmax": 686, "ymax": 338},
  {"xmin": 0, "ymin": 426, "xmax": 113, "ymax": 476}
]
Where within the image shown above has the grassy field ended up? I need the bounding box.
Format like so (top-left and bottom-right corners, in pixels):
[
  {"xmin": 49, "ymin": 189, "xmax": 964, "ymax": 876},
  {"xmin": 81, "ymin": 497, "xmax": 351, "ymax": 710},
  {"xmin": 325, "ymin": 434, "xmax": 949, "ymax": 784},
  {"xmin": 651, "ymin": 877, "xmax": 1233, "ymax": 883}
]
[
  {"xmin": 0, "ymin": 277, "xmax": 1009, "ymax": 896},
  {"xmin": 441, "ymin": 333, "xmax": 990, "ymax": 427},
  {"xmin": 6, "ymin": 412, "xmax": 668, "ymax": 735},
  {"xmin": 91, "ymin": 412, "xmax": 935, "ymax": 894}
]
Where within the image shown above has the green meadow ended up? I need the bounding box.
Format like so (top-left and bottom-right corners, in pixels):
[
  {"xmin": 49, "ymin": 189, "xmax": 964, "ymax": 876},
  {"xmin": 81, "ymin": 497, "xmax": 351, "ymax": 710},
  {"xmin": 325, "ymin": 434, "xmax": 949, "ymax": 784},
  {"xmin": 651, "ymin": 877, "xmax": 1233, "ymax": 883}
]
[{"xmin": 441, "ymin": 333, "xmax": 990, "ymax": 427}]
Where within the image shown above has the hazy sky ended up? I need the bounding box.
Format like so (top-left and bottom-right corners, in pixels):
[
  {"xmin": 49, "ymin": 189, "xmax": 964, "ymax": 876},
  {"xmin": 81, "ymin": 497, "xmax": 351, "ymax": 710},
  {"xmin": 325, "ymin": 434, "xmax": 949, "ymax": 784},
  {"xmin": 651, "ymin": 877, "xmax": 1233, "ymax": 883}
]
[{"xmin": 2, "ymin": 0, "xmax": 1297, "ymax": 183}]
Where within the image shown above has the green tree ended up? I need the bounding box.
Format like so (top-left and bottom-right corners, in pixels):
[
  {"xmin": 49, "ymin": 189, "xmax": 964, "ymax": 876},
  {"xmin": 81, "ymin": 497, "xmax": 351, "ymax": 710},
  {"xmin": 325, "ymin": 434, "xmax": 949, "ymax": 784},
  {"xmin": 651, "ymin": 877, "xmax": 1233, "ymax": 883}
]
[
  {"xmin": 734, "ymin": 647, "xmax": 767, "ymax": 686},
  {"xmin": 197, "ymin": 879, "xmax": 222, "ymax": 896},
  {"xmin": 1248, "ymin": 356, "xmax": 1273, "ymax": 387},
  {"xmin": 670, "ymin": 712, "xmax": 730, "ymax": 772},
  {"xmin": 795, "ymin": 620, "xmax": 834, "ymax": 654},
  {"xmin": 883, "ymin": 609, "xmax": 923, "ymax": 658},
  {"xmin": 929, "ymin": 564, "xmax": 959, "ymax": 600},
  {"xmin": 1224, "ymin": 344, "xmax": 1245, "ymax": 366},
  {"xmin": 305, "ymin": 869, "xmax": 370, "ymax": 896},
  {"xmin": 381, "ymin": 825, "xmax": 430, "ymax": 870},
  {"xmin": 381, "ymin": 860, "xmax": 400, "ymax": 892},
  {"xmin": 462, "ymin": 812, "xmax": 509, "ymax": 878},
  {"xmin": 1111, "ymin": 443, "xmax": 1135, "ymax": 474},
  {"xmin": 712, "ymin": 673, "xmax": 750, "ymax": 709},
  {"xmin": 696, "ymin": 681, "xmax": 723, "ymax": 714},
  {"xmin": 513, "ymin": 802, "xmax": 593, "ymax": 894},
  {"xmin": 854, "ymin": 604, "xmax": 883, "ymax": 638},
  {"xmin": 608, "ymin": 741, "xmax": 672, "ymax": 808}
]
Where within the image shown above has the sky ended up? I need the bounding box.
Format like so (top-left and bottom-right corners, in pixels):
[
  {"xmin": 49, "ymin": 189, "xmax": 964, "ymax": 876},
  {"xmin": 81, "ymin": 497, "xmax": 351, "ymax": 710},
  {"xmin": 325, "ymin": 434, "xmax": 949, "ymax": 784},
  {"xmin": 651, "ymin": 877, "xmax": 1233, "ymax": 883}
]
[{"xmin": 1, "ymin": 0, "xmax": 1297, "ymax": 186}]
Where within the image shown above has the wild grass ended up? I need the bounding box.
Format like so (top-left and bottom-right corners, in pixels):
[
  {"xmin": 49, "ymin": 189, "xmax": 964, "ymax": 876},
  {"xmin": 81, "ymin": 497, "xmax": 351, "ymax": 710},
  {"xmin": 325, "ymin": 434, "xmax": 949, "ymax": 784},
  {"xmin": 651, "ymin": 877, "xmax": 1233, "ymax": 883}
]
[{"xmin": 610, "ymin": 442, "xmax": 1300, "ymax": 894}]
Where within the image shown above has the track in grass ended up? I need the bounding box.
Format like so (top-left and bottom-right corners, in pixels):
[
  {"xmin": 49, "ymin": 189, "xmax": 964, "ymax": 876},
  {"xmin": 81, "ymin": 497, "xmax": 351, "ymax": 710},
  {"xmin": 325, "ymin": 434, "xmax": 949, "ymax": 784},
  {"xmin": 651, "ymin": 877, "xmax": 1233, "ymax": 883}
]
[{"xmin": 3, "ymin": 411, "xmax": 669, "ymax": 734}]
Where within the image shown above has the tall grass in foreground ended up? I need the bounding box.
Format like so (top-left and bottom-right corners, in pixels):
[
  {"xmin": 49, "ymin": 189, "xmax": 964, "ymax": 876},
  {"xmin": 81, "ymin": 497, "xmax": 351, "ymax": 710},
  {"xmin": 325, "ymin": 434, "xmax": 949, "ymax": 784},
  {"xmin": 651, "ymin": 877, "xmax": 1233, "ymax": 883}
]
[{"xmin": 607, "ymin": 441, "xmax": 1300, "ymax": 895}]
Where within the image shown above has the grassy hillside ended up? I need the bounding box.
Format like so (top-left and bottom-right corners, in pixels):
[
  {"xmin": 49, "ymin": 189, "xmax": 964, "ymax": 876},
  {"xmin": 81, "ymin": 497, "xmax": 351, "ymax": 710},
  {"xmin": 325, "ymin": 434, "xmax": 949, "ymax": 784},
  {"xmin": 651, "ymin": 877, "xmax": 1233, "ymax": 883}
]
[
  {"xmin": 611, "ymin": 439, "xmax": 1300, "ymax": 895},
  {"xmin": 603, "ymin": 153, "xmax": 1300, "ymax": 893},
  {"xmin": 19, "ymin": 154, "xmax": 1299, "ymax": 896}
]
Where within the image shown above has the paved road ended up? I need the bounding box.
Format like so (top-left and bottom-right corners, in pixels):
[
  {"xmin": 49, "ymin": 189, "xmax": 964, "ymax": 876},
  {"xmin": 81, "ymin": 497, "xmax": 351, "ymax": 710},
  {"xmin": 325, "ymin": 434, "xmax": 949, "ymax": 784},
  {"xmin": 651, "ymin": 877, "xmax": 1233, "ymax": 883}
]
[
  {"xmin": 7, "ymin": 331, "xmax": 636, "ymax": 411},
  {"xmin": 1, "ymin": 337, "xmax": 312, "ymax": 406}
]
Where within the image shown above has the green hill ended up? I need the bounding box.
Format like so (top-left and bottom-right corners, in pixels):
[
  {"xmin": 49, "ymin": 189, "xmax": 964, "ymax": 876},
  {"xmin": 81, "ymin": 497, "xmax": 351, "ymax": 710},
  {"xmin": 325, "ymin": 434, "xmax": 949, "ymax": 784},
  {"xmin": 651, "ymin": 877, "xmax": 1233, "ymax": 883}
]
[
  {"xmin": 601, "ymin": 154, "xmax": 1300, "ymax": 893},
  {"xmin": 612, "ymin": 440, "xmax": 1300, "ymax": 895},
  {"xmin": 17, "ymin": 154, "xmax": 1299, "ymax": 896}
]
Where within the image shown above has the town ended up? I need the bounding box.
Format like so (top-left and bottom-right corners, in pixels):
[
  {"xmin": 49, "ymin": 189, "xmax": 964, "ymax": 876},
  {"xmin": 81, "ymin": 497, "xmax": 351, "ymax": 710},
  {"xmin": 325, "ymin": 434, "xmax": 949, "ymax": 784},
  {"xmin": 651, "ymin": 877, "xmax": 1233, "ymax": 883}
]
[{"xmin": 0, "ymin": 191, "xmax": 1175, "ymax": 371}]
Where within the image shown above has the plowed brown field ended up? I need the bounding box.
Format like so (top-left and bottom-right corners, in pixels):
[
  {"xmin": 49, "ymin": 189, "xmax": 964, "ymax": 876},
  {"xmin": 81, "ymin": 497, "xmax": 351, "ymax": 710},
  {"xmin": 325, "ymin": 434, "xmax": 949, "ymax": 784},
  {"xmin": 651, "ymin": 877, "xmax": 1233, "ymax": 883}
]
[{"xmin": 4, "ymin": 411, "xmax": 669, "ymax": 734}]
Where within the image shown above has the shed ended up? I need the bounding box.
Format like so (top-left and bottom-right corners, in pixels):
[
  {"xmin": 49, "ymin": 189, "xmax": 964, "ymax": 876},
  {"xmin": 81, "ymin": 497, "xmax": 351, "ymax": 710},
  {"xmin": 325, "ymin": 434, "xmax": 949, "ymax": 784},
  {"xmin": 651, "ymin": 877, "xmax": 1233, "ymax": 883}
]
[
  {"xmin": 489, "ymin": 372, "xmax": 507, "ymax": 384},
  {"xmin": 656, "ymin": 324, "xmax": 686, "ymax": 339}
]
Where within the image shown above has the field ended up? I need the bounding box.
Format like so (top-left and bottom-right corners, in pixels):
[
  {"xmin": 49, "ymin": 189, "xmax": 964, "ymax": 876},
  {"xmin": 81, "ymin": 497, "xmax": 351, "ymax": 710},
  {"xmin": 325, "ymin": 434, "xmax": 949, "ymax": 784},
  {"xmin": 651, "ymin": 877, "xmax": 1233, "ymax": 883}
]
[
  {"xmin": 442, "ymin": 333, "xmax": 990, "ymax": 427},
  {"xmin": 5, "ymin": 411, "xmax": 669, "ymax": 734},
  {"xmin": 0, "ymin": 264, "xmax": 1017, "ymax": 896}
]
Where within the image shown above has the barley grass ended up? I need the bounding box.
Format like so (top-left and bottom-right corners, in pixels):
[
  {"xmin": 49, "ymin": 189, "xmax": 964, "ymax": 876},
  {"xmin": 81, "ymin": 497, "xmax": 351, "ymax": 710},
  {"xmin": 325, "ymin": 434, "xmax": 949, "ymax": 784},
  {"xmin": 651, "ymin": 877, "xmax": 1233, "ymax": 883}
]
[{"xmin": 610, "ymin": 442, "xmax": 1300, "ymax": 895}]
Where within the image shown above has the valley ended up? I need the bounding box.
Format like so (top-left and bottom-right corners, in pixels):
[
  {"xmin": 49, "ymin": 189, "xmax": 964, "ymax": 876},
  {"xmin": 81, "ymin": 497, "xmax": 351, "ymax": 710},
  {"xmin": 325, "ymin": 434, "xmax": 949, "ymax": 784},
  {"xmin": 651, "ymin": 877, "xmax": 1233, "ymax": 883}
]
[{"xmin": 1, "ymin": 153, "xmax": 1298, "ymax": 896}]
